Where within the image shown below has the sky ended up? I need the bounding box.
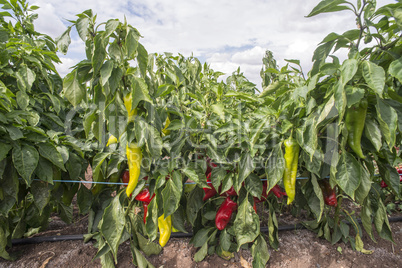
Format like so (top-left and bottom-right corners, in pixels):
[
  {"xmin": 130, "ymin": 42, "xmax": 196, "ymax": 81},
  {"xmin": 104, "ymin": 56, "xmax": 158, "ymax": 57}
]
[{"xmin": 31, "ymin": 0, "xmax": 396, "ymax": 89}]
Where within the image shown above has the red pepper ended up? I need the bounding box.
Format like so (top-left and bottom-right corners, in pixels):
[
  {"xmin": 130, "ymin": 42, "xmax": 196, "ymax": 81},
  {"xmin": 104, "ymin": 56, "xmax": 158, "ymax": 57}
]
[
  {"xmin": 254, "ymin": 182, "xmax": 286, "ymax": 203},
  {"xmin": 270, "ymin": 184, "xmax": 287, "ymax": 198},
  {"xmin": 142, "ymin": 202, "xmax": 148, "ymax": 224},
  {"xmin": 215, "ymin": 197, "xmax": 238, "ymax": 230},
  {"xmin": 253, "ymin": 201, "xmax": 257, "ymax": 213},
  {"xmin": 135, "ymin": 188, "xmax": 155, "ymax": 203},
  {"xmin": 203, "ymin": 173, "xmax": 217, "ymax": 201},
  {"xmin": 223, "ymin": 186, "xmax": 237, "ymax": 197},
  {"xmin": 380, "ymin": 180, "xmax": 388, "ymax": 188},
  {"xmin": 318, "ymin": 179, "xmax": 338, "ymax": 207},
  {"xmin": 134, "ymin": 187, "xmax": 155, "ymax": 223},
  {"xmin": 122, "ymin": 170, "xmax": 130, "ymax": 185}
]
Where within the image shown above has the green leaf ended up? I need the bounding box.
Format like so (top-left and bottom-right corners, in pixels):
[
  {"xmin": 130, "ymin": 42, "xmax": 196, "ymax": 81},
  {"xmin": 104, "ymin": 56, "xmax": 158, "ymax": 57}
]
[
  {"xmin": 126, "ymin": 27, "xmax": 139, "ymax": 58},
  {"xmin": 376, "ymin": 97, "xmax": 398, "ymax": 150},
  {"xmin": 245, "ymin": 173, "xmax": 262, "ymax": 198},
  {"xmin": 92, "ymin": 34, "xmax": 108, "ymax": 75},
  {"xmin": 66, "ymin": 152, "xmax": 83, "ymax": 181},
  {"xmin": 37, "ymin": 143, "xmax": 66, "ymax": 171},
  {"xmin": 235, "ymin": 152, "xmax": 254, "ymax": 193},
  {"xmin": 12, "ymin": 144, "xmax": 39, "ymax": 185},
  {"xmin": 104, "ymin": 19, "xmax": 120, "ymax": 37},
  {"xmin": 211, "ymin": 103, "xmax": 225, "ymax": 120},
  {"xmin": 172, "ymin": 206, "xmax": 187, "ymax": 233},
  {"xmin": 265, "ymin": 144, "xmax": 285, "ymax": 193},
  {"xmin": 251, "ymin": 235, "xmax": 270, "ymax": 268},
  {"xmin": 100, "ymin": 60, "xmax": 114, "ymax": 86},
  {"xmin": 59, "ymin": 202, "xmax": 73, "ymax": 224},
  {"xmin": 307, "ymin": 0, "xmax": 351, "ymax": 17},
  {"xmin": 345, "ymin": 86, "xmax": 365, "ymax": 108},
  {"xmin": 210, "ymin": 168, "xmax": 226, "ymax": 192},
  {"xmin": 267, "ymin": 202, "xmax": 279, "ymax": 249},
  {"xmin": 0, "ymin": 225, "xmax": 11, "ymax": 260},
  {"xmin": 192, "ymin": 227, "xmax": 213, "ymax": 248},
  {"xmin": 31, "ymin": 180, "xmax": 50, "ymax": 216},
  {"xmin": 136, "ymin": 231, "xmax": 162, "ymax": 256},
  {"xmin": 361, "ymin": 198, "xmax": 375, "ymax": 241},
  {"xmin": 355, "ymin": 165, "xmax": 371, "ymax": 204},
  {"xmin": 56, "ymin": 26, "xmax": 72, "ymax": 54},
  {"xmin": 131, "ymin": 244, "xmax": 155, "ymax": 268},
  {"xmin": 63, "ymin": 70, "xmax": 85, "ymax": 107},
  {"xmin": 6, "ymin": 125, "xmax": 24, "ymax": 140},
  {"xmin": 16, "ymin": 91, "xmax": 29, "ymax": 110},
  {"xmin": 378, "ymin": 161, "xmax": 401, "ymax": 197},
  {"xmin": 76, "ymin": 17, "xmax": 90, "ymax": 41},
  {"xmin": 250, "ymin": 115, "xmax": 271, "ymax": 153},
  {"xmin": 389, "ymin": 58, "xmax": 402, "ymax": 83},
  {"xmin": 145, "ymin": 198, "xmax": 158, "ymax": 241},
  {"xmin": 0, "ymin": 143, "xmax": 12, "ymax": 162},
  {"xmin": 311, "ymin": 174, "xmax": 324, "ymax": 222},
  {"xmin": 92, "ymin": 152, "xmax": 112, "ymax": 183},
  {"xmin": 131, "ymin": 77, "xmax": 153, "ymax": 109},
  {"xmin": 220, "ymin": 229, "xmax": 231, "ymax": 251},
  {"xmin": 77, "ymin": 185, "xmax": 92, "ymax": 214},
  {"xmin": 16, "ymin": 65, "xmax": 36, "ymax": 92},
  {"xmin": 162, "ymin": 170, "xmax": 182, "ymax": 217},
  {"xmin": 186, "ymin": 187, "xmax": 204, "ymax": 225},
  {"xmin": 364, "ymin": 118, "xmax": 382, "ymax": 152},
  {"xmin": 181, "ymin": 166, "xmax": 202, "ymax": 186},
  {"xmin": 335, "ymin": 152, "xmax": 361, "ymax": 200},
  {"xmin": 194, "ymin": 241, "xmax": 208, "ymax": 262},
  {"xmin": 137, "ymin": 43, "xmax": 148, "ymax": 78},
  {"xmin": 99, "ymin": 194, "xmax": 126, "ymax": 263},
  {"xmin": 334, "ymin": 80, "xmax": 346, "ymax": 121},
  {"xmin": 362, "ymin": 61, "xmax": 385, "ymax": 96},
  {"xmin": 234, "ymin": 198, "xmax": 260, "ymax": 250}
]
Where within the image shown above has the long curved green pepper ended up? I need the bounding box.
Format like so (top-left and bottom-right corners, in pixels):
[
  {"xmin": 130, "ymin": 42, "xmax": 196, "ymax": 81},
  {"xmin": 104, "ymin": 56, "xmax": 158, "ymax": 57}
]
[
  {"xmin": 345, "ymin": 99, "xmax": 368, "ymax": 159},
  {"xmin": 283, "ymin": 135, "xmax": 300, "ymax": 205}
]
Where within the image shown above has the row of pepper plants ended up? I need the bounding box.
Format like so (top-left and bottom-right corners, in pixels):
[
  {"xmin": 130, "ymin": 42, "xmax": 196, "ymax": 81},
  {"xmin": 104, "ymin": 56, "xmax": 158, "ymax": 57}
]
[{"xmin": 0, "ymin": 0, "xmax": 401, "ymax": 267}]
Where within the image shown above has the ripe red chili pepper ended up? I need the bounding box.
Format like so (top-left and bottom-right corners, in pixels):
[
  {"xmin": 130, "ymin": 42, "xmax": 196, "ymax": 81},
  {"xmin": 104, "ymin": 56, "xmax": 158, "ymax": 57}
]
[
  {"xmin": 135, "ymin": 188, "xmax": 155, "ymax": 203},
  {"xmin": 215, "ymin": 197, "xmax": 238, "ymax": 230},
  {"xmin": 142, "ymin": 202, "xmax": 148, "ymax": 224},
  {"xmin": 223, "ymin": 186, "xmax": 237, "ymax": 197},
  {"xmin": 380, "ymin": 180, "xmax": 388, "ymax": 188},
  {"xmin": 253, "ymin": 202, "xmax": 257, "ymax": 213},
  {"xmin": 270, "ymin": 184, "xmax": 287, "ymax": 198},
  {"xmin": 203, "ymin": 174, "xmax": 217, "ymax": 201},
  {"xmin": 253, "ymin": 182, "xmax": 286, "ymax": 203},
  {"xmin": 318, "ymin": 179, "xmax": 338, "ymax": 207}
]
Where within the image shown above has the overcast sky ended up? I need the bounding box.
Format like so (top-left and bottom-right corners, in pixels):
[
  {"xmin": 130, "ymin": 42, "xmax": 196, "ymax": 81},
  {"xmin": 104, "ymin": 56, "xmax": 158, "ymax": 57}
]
[{"xmin": 32, "ymin": 0, "xmax": 396, "ymax": 89}]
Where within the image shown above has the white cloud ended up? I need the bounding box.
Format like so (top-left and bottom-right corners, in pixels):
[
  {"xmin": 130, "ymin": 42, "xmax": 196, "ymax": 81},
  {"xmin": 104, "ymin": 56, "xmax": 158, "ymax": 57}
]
[
  {"xmin": 56, "ymin": 57, "xmax": 81, "ymax": 77},
  {"xmin": 30, "ymin": 0, "xmax": 397, "ymax": 89}
]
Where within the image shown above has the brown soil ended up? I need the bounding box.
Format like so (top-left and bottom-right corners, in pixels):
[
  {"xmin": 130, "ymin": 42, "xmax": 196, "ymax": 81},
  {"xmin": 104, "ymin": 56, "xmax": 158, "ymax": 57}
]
[{"xmin": 0, "ymin": 210, "xmax": 401, "ymax": 268}]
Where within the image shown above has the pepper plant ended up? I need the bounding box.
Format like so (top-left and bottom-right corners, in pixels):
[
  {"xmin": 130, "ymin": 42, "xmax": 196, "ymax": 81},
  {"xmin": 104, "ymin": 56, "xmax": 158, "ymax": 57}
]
[{"xmin": 0, "ymin": 0, "xmax": 401, "ymax": 267}]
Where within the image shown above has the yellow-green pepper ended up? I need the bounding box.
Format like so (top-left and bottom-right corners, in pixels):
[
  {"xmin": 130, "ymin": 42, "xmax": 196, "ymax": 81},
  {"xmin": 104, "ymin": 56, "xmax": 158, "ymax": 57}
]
[
  {"xmin": 126, "ymin": 142, "xmax": 142, "ymax": 197},
  {"xmin": 283, "ymin": 136, "xmax": 299, "ymax": 205},
  {"xmin": 158, "ymin": 214, "xmax": 172, "ymax": 247}
]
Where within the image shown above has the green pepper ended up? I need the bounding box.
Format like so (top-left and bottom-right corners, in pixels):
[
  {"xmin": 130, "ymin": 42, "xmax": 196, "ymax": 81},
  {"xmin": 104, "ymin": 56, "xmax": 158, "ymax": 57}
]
[
  {"xmin": 283, "ymin": 135, "xmax": 299, "ymax": 205},
  {"xmin": 345, "ymin": 99, "xmax": 367, "ymax": 159}
]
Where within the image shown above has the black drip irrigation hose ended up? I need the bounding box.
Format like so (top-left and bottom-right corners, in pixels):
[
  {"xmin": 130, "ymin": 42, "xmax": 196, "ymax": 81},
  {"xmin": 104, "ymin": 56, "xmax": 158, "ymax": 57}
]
[{"xmin": 10, "ymin": 216, "xmax": 402, "ymax": 246}]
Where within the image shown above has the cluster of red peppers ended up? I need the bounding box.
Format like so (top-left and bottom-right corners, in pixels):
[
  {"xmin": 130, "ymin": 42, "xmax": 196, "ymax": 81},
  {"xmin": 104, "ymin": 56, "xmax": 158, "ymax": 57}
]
[{"xmin": 202, "ymin": 158, "xmax": 286, "ymax": 230}]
